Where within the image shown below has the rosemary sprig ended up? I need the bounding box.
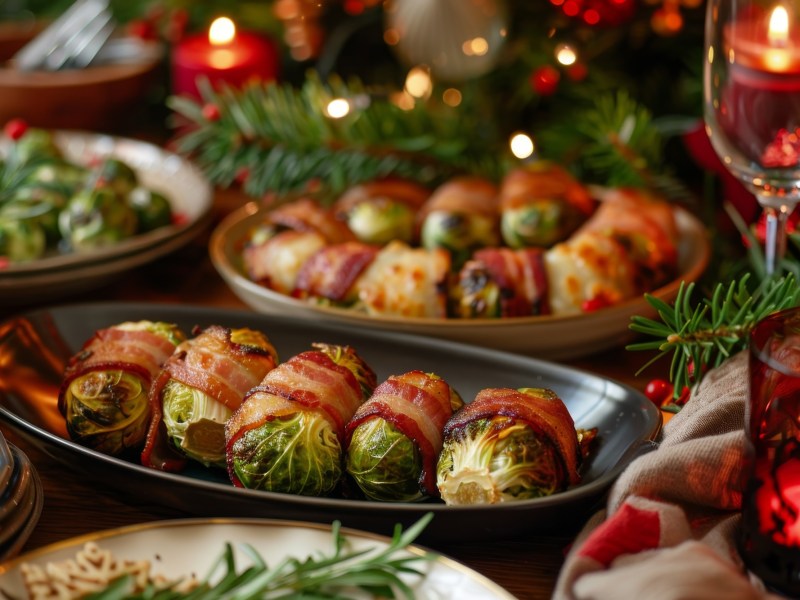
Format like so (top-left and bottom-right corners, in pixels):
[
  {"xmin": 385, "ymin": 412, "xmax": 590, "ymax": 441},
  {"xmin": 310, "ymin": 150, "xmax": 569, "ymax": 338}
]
[
  {"xmin": 84, "ymin": 513, "xmax": 435, "ymax": 600},
  {"xmin": 627, "ymin": 274, "xmax": 800, "ymax": 396}
]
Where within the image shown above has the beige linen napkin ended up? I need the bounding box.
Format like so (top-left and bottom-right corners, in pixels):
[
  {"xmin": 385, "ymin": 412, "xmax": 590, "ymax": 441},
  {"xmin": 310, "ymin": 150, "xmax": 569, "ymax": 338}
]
[{"xmin": 554, "ymin": 350, "xmax": 784, "ymax": 600}]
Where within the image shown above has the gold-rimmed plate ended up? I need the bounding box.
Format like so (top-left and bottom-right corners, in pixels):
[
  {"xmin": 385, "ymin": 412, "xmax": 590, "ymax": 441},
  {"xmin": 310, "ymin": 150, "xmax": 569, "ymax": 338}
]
[{"xmin": 209, "ymin": 203, "xmax": 709, "ymax": 360}]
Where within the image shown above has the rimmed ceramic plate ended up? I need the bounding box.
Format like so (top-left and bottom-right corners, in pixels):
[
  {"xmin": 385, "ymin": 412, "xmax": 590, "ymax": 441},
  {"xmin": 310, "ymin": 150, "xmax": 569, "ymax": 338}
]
[
  {"xmin": 0, "ymin": 132, "xmax": 213, "ymax": 305},
  {"xmin": 0, "ymin": 518, "xmax": 517, "ymax": 599},
  {"xmin": 0, "ymin": 302, "xmax": 660, "ymax": 543},
  {"xmin": 209, "ymin": 203, "xmax": 710, "ymax": 360}
]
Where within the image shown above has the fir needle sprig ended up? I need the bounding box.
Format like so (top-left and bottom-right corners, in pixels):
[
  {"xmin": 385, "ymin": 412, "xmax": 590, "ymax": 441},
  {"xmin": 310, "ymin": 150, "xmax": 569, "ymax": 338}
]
[
  {"xmin": 627, "ymin": 274, "xmax": 800, "ymax": 397},
  {"xmin": 84, "ymin": 513, "xmax": 435, "ymax": 600}
]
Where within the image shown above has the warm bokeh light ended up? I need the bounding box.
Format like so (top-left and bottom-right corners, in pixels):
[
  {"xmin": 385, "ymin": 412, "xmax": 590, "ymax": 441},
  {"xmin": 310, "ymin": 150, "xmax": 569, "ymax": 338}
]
[
  {"xmin": 443, "ymin": 88, "xmax": 462, "ymax": 106},
  {"xmin": 555, "ymin": 43, "xmax": 577, "ymax": 66},
  {"xmin": 209, "ymin": 17, "xmax": 236, "ymax": 46},
  {"xmin": 768, "ymin": 5, "xmax": 790, "ymax": 44},
  {"xmin": 405, "ymin": 66, "xmax": 432, "ymax": 98},
  {"xmin": 509, "ymin": 132, "xmax": 535, "ymax": 159},
  {"xmin": 391, "ymin": 90, "xmax": 416, "ymax": 110},
  {"xmin": 462, "ymin": 37, "xmax": 489, "ymax": 56},
  {"xmin": 326, "ymin": 98, "xmax": 351, "ymax": 118},
  {"xmin": 384, "ymin": 27, "xmax": 401, "ymax": 45}
]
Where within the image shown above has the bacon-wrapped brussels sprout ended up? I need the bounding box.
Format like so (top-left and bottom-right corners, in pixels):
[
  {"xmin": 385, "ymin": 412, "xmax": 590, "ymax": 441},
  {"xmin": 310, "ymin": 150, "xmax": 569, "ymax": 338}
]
[
  {"xmin": 127, "ymin": 188, "xmax": 173, "ymax": 232},
  {"xmin": 293, "ymin": 241, "xmax": 379, "ymax": 307},
  {"xmin": 436, "ymin": 387, "xmax": 582, "ymax": 505},
  {"xmin": 417, "ymin": 177, "xmax": 500, "ymax": 268},
  {"xmin": 345, "ymin": 371, "xmax": 463, "ymax": 502},
  {"xmin": 499, "ymin": 162, "xmax": 595, "ymax": 248},
  {"xmin": 58, "ymin": 321, "xmax": 187, "ymax": 456},
  {"xmin": 452, "ymin": 247, "xmax": 549, "ymax": 318},
  {"xmin": 334, "ymin": 179, "xmax": 430, "ymax": 245},
  {"xmin": 58, "ymin": 187, "xmax": 139, "ymax": 251},
  {"xmin": 141, "ymin": 326, "xmax": 278, "ymax": 471},
  {"xmin": 226, "ymin": 343, "xmax": 376, "ymax": 497},
  {"xmin": 0, "ymin": 215, "xmax": 46, "ymax": 261}
]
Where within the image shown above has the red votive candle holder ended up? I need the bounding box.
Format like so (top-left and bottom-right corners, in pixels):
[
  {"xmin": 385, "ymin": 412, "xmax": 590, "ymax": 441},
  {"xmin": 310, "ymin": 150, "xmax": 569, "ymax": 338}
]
[
  {"xmin": 742, "ymin": 306, "xmax": 800, "ymax": 594},
  {"xmin": 171, "ymin": 17, "xmax": 279, "ymax": 99}
]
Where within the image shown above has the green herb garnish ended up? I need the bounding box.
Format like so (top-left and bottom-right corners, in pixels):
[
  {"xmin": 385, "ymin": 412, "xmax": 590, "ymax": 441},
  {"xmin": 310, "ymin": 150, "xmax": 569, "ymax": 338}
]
[{"xmin": 84, "ymin": 513, "xmax": 435, "ymax": 600}]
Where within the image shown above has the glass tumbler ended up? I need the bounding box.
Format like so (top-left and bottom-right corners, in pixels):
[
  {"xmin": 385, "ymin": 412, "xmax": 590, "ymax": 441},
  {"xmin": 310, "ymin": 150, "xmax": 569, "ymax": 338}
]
[{"xmin": 742, "ymin": 306, "xmax": 800, "ymax": 594}]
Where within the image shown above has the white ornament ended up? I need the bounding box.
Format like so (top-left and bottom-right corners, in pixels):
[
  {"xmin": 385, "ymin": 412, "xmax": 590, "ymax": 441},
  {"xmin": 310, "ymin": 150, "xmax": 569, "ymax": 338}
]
[{"xmin": 384, "ymin": 0, "xmax": 509, "ymax": 82}]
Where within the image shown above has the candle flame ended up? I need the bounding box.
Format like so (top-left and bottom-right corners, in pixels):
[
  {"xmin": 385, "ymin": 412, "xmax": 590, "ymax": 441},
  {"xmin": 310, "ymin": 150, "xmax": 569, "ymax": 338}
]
[
  {"xmin": 768, "ymin": 6, "xmax": 789, "ymax": 46},
  {"xmin": 209, "ymin": 17, "xmax": 236, "ymax": 46}
]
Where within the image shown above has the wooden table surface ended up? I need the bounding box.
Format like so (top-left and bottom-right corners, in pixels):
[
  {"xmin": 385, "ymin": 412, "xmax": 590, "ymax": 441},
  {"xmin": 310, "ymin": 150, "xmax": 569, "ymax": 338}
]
[{"xmin": 0, "ymin": 186, "xmax": 669, "ymax": 600}]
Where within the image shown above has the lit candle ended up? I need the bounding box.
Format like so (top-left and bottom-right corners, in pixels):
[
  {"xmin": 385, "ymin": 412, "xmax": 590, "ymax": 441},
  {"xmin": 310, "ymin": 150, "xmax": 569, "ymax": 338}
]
[
  {"xmin": 171, "ymin": 17, "xmax": 279, "ymax": 99},
  {"xmin": 720, "ymin": 4, "xmax": 800, "ymax": 166}
]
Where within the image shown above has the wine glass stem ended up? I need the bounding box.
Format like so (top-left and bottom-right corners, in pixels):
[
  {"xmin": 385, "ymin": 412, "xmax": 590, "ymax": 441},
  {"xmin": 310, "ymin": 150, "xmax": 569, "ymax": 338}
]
[{"xmin": 762, "ymin": 204, "xmax": 789, "ymax": 276}]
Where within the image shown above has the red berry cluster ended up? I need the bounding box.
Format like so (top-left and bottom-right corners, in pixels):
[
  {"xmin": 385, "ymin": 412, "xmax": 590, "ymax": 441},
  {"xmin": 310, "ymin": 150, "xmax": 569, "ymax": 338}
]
[{"xmin": 644, "ymin": 378, "xmax": 690, "ymax": 411}]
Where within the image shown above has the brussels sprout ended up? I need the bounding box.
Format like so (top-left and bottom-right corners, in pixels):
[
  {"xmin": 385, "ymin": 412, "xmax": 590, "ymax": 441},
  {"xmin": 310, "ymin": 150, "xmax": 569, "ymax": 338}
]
[
  {"xmin": 0, "ymin": 216, "xmax": 46, "ymax": 261},
  {"xmin": 94, "ymin": 157, "xmax": 138, "ymax": 197},
  {"xmin": 127, "ymin": 187, "xmax": 173, "ymax": 232},
  {"xmin": 230, "ymin": 411, "xmax": 342, "ymax": 496},
  {"xmin": 450, "ymin": 260, "xmax": 502, "ymax": 319},
  {"xmin": 60, "ymin": 321, "xmax": 186, "ymax": 456},
  {"xmin": 437, "ymin": 387, "xmax": 575, "ymax": 505},
  {"xmin": 346, "ymin": 418, "xmax": 424, "ymax": 502},
  {"xmin": 227, "ymin": 344, "xmax": 376, "ymax": 496},
  {"xmin": 161, "ymin": 327, "xmax": 278, "ymax": 469},
  {"xmin": 345, "ymin": 200, "xmax": 415, "ymax": 245},
  {"xmin": 1, "ymin": 190, "xmax": 66, "ymax": 244},
  {"xmin": 436, "ymin": 415, "xmax": 562, "ymax": 504},
  {"xmin": 420, "ymin": 210, "xmax": 499, "ymax": 268},
  {"xmin": 30, "ymin": 160, "xmax": 89, "ymax": 193},
  {"xmin": 58, "ymin": 187, "xmax": 138, "ymax": 251},
  {"xmin": 13, "ymin": 128, "xmax": 62, "ymax": 164},
  {"xmin": 501, "ymin": 200, "xmax": 582, "ymax": 248}
]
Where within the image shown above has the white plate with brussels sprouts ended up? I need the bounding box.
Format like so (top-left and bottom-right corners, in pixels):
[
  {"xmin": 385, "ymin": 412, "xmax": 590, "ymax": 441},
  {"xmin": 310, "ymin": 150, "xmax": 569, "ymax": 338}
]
[
  {"xmin": 0, "ymin": 130, "xmax": 213, "ymax": 304},
  {"xmin": 209, "ymin": 202, "xmax": 709, "ymax": 360},
  {"xmin": 0, "ymin": 302, "xmax": 661, "ymax": 543}
]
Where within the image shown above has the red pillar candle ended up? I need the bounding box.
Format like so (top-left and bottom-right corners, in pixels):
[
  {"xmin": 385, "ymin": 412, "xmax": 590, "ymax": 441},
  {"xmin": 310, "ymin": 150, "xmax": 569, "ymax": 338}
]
[{"xmin": 171, "ymin": 17, "xmax": 279, "ymax": 99}]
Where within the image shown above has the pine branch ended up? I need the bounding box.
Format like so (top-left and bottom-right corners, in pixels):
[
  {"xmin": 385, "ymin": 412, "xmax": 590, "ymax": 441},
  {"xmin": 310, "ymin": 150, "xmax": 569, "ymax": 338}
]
[
  {"xmin": 627, "ymin": 274, "xmax": 800, "ymax": 396},
  {"xmin": 168, "ymin": 73, "xmax": 508, "ymax": 200}
]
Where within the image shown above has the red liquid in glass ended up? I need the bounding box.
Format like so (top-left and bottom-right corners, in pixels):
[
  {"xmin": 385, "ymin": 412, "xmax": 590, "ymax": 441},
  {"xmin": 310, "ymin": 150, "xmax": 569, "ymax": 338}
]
[{"xmin": 742, "ymin": 316, "xmax": 800, "ymax": 594}]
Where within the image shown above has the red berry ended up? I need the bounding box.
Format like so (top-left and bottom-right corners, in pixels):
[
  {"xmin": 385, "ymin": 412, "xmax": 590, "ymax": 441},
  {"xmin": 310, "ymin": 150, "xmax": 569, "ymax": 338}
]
[
  {"xmin": 644, "ymin": 379, "xmax": 674, "ymax": 407},
  {"xmin": 529, "ymin": 65, "xmax": 561, "ymax": 96},
  {"xmin": 201, "ymin": 103, "xmax": 221, "ymax": 121},
  {"xmin": 4, "ymin": 118, "xmax": 28, "ymax": 141},
  {"xmin": 581, "ymin": 294, "xmax": 611, "ymax": 313}
]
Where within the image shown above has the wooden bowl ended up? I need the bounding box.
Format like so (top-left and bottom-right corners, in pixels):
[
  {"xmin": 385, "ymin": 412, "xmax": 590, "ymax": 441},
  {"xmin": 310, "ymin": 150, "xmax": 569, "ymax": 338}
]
[{"xmin": 0, "ymin": 22, "xmax": 163, "ymax": 131}]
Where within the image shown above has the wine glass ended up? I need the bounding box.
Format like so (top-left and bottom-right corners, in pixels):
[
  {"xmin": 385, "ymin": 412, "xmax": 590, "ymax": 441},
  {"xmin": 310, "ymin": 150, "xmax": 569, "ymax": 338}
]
[{"xmin": 703, "ymin": 0, "xmax": 800, "ymax": 275}]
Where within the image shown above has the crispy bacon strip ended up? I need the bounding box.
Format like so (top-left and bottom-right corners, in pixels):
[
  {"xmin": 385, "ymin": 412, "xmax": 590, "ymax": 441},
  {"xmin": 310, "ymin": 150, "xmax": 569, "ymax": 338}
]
[
  {"xmin": 58, "ymin": 327, "xmax": 177, "ymax": 415},
  {"xmin": 293, "ymin": 241, "xmax": 379, "ymax": 303},
  {"xmin": 415, "ymin": 176, "xmax": 499, "ymax": 228},
  {"xmin": 499, "ymin": 162, "xmax": 596, "ymax": 217},
  {"xmin": 345, "ymin": 371, "xmax": 457, "ymax": 497},
  {"xmin": 267, "ymin": 197, "xmax": 355, "ymax": 244},
  {"xmin": 141, "ymin": 325, "xmax": 277, "ymax": 471},
  {"xmin": 444, "ymin": 387, "xmax": 581, "ymax": 486},
  {"xmin": 472, "ymin": 247, "xmax": 550, "ymax": 316},
  {"xmin": 225, "ymin": 349, "xmax": 366, "ymax": 466}
]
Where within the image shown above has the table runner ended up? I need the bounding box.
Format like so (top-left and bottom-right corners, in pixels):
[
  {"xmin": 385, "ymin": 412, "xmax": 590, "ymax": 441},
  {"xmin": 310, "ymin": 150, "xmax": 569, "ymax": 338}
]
[{"xmin": 554, "ymin": 350, "xmax": 784, "ymax": 599}]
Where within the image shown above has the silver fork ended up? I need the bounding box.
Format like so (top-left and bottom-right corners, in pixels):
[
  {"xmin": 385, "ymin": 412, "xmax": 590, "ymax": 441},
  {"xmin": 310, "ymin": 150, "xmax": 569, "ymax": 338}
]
[{"xmin": 13, "ymin": 0, "xmax": 116, "ymax": 72}]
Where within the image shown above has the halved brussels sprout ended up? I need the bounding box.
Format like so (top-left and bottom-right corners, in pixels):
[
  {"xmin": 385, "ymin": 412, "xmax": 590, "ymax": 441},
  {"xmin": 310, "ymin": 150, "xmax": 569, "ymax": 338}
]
[
  {"xmin": 0, "ymin": 216, "xmax": 46, "ymax": 261},
  {"xmin": 436, "ymin": 387, "xmax": 576, "ymax": 505},
  {"xmin": 436, "ymin": 415, "xmax": 562, "ymax": 504},
  {"xmin": 58, "ymin": 187, "xmax": 139, "ymax": 251},
  {"xmin": 450, "ymin": 260, "xmax": 502, "ymax": 319},
  {"xmin": 127, "ymin": 187, "xmax": 173, "ymax": 232},
  {"xmin": 61, "ymin": 321, "xmax": 187, "ymax": 456},
  {"xmin": 345, "ymin": 200, "xmax": 415, "ymax": 245}
]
